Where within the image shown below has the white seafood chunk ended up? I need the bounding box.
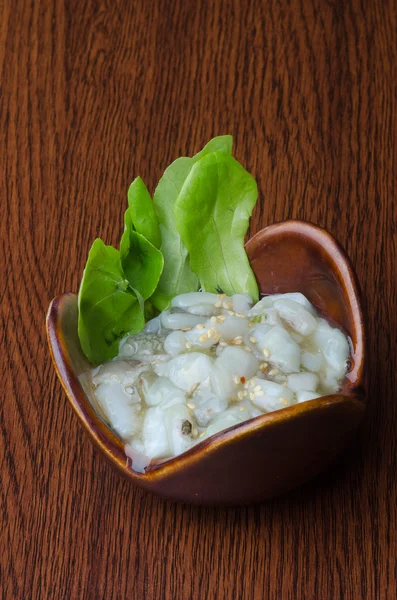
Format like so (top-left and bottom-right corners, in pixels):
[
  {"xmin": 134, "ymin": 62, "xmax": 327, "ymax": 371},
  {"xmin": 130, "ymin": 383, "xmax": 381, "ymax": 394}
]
[
  {"xmin": 142, "ymin": 376, "xmax": 186, "ymax": 408},
  {"xmin": 143, "ymin": 315, "xmax": 161, "ymax": 334},
  {"xmin": 249, "ymin": 378, "xmax": 294, "ymax": 412},
  {"xmin": 301, "ymin": 351, "xmax": 323, "ymax": 372},
  {"xmin": 192, "ymin": 390, "xmax": 228, "ymax": 427},
  {"xmin": 92, "ymin": 360, "xmax": 146, "ymax": 386},
  {"xmin": 232, "ymin": 293, "xmax": 253, "ymax": 314},
  {"xmin": 296, "ymin": 390, "xmax": 321, "ymax": 403},
  {"xmin": 274, "ymin": 299, "xmax": 317, "ymax": 336},
  {"xmin": 160, "ymin": 311, "xmax": 205, "ymax": 330},
  {"xmin": 164, "ymin": 404, "xmax": 195, "ymax": 455},
  {"xmin": 248, "ymin": 292, "xmax": 316, "ymax": 317},
  {"xmin": 210, "ymin": 347, "xmax": 259, "ymax": 401},
  {"xmin": 171, "ymin": 292, "xmax": 222, "ymax": 316},
  {"xmin": 320, "ymin": 367, "xmax": 341, "ymax": 393},
  {"xmin": 287, "ymin": 372, "xmax": 319, "ymax": 392},
  {"xmin": 213, "ymin": 315, "xmax": 249, "ymax": 341},
  {"xmin": 166, "ymin": 353, "xmax": 214, "ymax": 392},
  {"xmin": 204, "ymin": 411, "xmax": 245, "ymax": 439},
  {"xmin": 185, "ymin": 324, "xmax": 219, "ymax": 350},
  {"xmin": 94, "ymin": 382, "xmax": 143, "ymax": 441},
  {"xmin": 313, "ymin": 319, "xmax": 349, "ymax": 376},
  {"xmin": 118, "ymin": 334, "xmax": 167, "ymax": 362},
  {"xmin": 256, "ymin": 326, "xmax": 301, "ymax": 373},
  {"xmin": 142, "ymin": 407, "xmax": 170, "ymax": 458},
  {"xmin": 164, "ymin": 330, "xmax": 188, "ymax": 356}
]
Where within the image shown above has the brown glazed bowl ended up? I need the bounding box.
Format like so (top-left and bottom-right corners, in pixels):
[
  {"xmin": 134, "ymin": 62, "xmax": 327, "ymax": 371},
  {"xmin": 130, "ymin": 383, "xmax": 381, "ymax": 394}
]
[{"xmin": 46, "ymin": 221, "xmax": 366, "ymax": 505}]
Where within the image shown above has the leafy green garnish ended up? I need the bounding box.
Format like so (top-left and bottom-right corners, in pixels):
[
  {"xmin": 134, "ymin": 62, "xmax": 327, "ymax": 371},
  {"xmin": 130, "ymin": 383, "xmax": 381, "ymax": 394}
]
[
  {"xmin": 152, "ymin": 135, "xmax": 233, "ymax": 309},
  {"xmin": 174, "ymin": 151, "xmax": 259, "ymax": 301},
  {"xmin": 120, "ymin": 206, "xmax": 164, "ymax": 301},
  {"xmin": 127, "ymin": 177, "xmax": 161, "ymax": 249},
  {"xmin": 77, "ymin": 135, "xmax": 260, "ymax": 365},
  {"xmin": 78, "ymin": 239, "xmax": 145, "ymax": 365}
]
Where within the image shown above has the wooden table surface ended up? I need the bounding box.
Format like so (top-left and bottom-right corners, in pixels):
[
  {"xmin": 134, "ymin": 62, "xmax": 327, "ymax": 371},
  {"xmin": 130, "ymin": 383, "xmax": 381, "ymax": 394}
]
[{"xmin": 1, "ymin": 1, "xmax": 396, "ymax": 598}]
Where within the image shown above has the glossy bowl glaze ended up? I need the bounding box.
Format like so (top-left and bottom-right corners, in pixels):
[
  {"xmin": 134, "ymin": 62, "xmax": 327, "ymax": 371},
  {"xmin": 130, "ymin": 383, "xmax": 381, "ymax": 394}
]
[{"xmin": 46, "ymin": 221, "xmax": 366, "ymax": 505}]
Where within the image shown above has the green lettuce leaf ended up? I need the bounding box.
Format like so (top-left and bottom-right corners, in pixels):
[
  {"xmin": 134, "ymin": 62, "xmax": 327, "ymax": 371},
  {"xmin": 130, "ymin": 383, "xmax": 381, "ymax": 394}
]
[
  {"xmin": 78, "ymin": 239, "xmax": 145, "ymax": 364},
  {"xmin": 152, "ymin": 135, "xmax": 233, "ymax": 308},
  {"xmin": 174, "ymin": 151, "xmax": 259, "ymax": 301},
  {"xmin": 127, "ymin": 177, "xmax": 161, "ymax": 249},
  {"xmin": 120, "ymin": 207, "xmax": 164, "ymax": 301}
]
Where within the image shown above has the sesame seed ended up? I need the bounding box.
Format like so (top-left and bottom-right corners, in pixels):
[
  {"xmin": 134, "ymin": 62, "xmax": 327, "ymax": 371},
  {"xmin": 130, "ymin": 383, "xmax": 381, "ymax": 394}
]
[
  {"xmin": 238, "ymin": 391, "xmax": 244, "ymax": 400},
  {"xmin": 254, "ymin": 385, "xmax": 262, "ymax": 392},
  {"xmin": 235, "ymin": 312, "xmax": 245, "ymax": 318},
  {"xmin": 233, "ymin": 336, "xmax": 243, "ymax": 345},
  {"xmin": 210, "ymin": 316, "xmax": 217, "ymax": 324},
  {"xmin": 249, "ymin": 392, "xmax": 255, "ymax": 401},
  {"xmin": 199, "ymin": 431, "xmax": 206, "ymax": 438},
  {"xmin": 207, "ymin": 328, "xmax": 214, "ymax": 338},
  {"xmin": 199, "ymin": 334, "xmax": 207, "ymax": 342},
  {"xmin": 268, "ymin": 368, "xmax": 279, "ymax": 376},
  {"xmin": 263, "ymin": 348, "xmax": 270, "ymax": 357},
  {"xmin": 185, "ymin": 342, "xmax": 192, "ymax": 349},
  {"xmin": 217, "ymin": 315, "xmax": 226, "ymax": 322},
  {"xmin": 181, "ymin": 327, "xmax": 191, "ymax": 332},
  {"xmin": 192, "ymin": 428, "xmax": 199, "ymax": 437},
  {"xmin": 234, "ymin": 375, "xmax": 240, "ymax": 384},
  {"xmin": 219, "ymin": 341, "xmax": 228, "ymax": 346},
  {"xmin": 260, "ymin": 362, "xmax": 268, "ymax": 369},
  {"xmin": 227, "ymin": 310, "xmax": 235, "ymax": 316},
  {"xmin": 187, "ymin": 402, "xmax": 196, "ymax": 409},
  {"xmin": 197, "ymin": 324, "xmax": 206, "ymax": 329},
  {"xmin": 214, "ymin": 301, "xmax": 222, "ymax": 308},
  {"xmin": 218, "ymin": 293, "xmax": 226, "ymax": 299},
  {"xmin": 249, "ymin": 336, "xmax": 257, "ymax": 344},
  {"xmin": 222, "ymin": 301, "xmax": 233, "ymax": 309},
  {"xmin": 280, "ymin": 397, "xmax": 288, "ymax": 405},
  {"xmin": 243, "ymin": 346, "xmax": 252, "ymax": 352}
]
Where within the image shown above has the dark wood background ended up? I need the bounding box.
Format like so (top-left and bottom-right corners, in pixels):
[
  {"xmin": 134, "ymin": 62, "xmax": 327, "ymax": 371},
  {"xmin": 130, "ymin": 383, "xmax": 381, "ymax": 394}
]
[{"xmin": 1, "ymin": 0, "xmax": 396, "ymax": 598}]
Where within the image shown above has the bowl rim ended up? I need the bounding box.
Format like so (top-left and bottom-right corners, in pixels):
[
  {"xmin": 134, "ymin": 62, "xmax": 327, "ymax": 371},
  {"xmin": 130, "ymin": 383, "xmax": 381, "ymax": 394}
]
[{"xmin": 46, "ymin": 219, "xmax": 366, "ymax": 482}]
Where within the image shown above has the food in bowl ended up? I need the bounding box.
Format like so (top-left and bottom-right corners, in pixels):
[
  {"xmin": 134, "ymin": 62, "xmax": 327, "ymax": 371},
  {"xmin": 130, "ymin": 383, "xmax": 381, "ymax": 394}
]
[
  {"xmin": 75, "ymin": 136, "xmax": 351, "ymax": 473},
  {"xmin": 87, "ymin": 290, "xmax": 350, "ymax": 469}
]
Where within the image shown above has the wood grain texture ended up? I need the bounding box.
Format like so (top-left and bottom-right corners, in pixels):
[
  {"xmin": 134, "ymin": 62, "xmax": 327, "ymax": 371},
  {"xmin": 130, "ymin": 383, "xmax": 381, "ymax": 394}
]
[{"xmin": 1, "ymin": 0, "xmax": 396, "ymax": 598}]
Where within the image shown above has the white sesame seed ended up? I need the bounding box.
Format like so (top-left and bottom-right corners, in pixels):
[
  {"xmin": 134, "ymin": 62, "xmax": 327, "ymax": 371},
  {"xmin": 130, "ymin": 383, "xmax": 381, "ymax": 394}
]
[
  {"xmin": 260, "ymin": 362, "xmax": 268, "ymax": 369},
  {"xmin": 254, "ymin": 385, "xmax": 262, "ymax": 392},
  {"xmin": 185, "ymin": 342, "xmax": 192, "ymax": 349},
  {"xmin": 187, "ymin": 402, "xmax": 196, "ymax": 409},
  {"xmin": 181, "ymin": 327, "xmax": 192, "ymax": 331},
  {"xmin": 233, "ymin": 336, "xmax": 243, "ymax": 345},
  {"xmin": 199, "ymin": 431, "xmax": 206, "ymax": 438},
  {"xmin": 234, "ymin": 375, "xmax": 240, "ymax": 384},
  {"xmin": 217, "ymin": 315, "xmax": 226, "ymax": 322},
  {"xmin": 263, "ymin": 348, "xmax": 270, "ymax": 358},
  {"xmin": 268, "ymin": 368, "xmax": 279, "ymax": 376},
  {"xmin": 249, "ymin": 336, "xmax": 257, "ymax": 344},
  {"xmin": 214, "ymin": 301, "xmax": 222, "ymax": 308},
  {"xmin": 243, "ymin": 346, "xmax": 252, "ymax": 352},
  {"xmin": 238, "ymin": 391, "xmax": 244, "ymax": 400},
  {"xmin": 196, "ymin": 324, "xmax": 206, "ymax": 329},
  {"xmin": 199, "ymin": 334, "xmax": 207, "ymax": 342},
  {"xmin": 192, "ymin": 428, "xmax": 199, "ymax": 437},
  {"xmin": 219, "ymin": 341, "xmax": 228, "ymax": 346},
  {"xmin": 210, "ymin": 316, "xmax": 217, "ymax": 324},
  {"xmin": 249, "ymin": 392, "xmax": 255, "ymax": 401},
  {"xmin": 227, "ymin": 310, "xmax": 235, "ymax": 316},
  {"xmin": 207, "ymin": 328, "xmax": 214, "ymax": 338},
  {"xmin": 280, "ymin": 397, "xmax": 288, "ymax": 405}
]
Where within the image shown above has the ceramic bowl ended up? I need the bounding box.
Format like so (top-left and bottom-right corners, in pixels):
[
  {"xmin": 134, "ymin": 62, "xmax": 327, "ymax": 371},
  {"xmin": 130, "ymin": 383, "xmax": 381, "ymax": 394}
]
[{"xmin": 46, "ymin": 221, "xmax": 366, "ymax": 505}]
